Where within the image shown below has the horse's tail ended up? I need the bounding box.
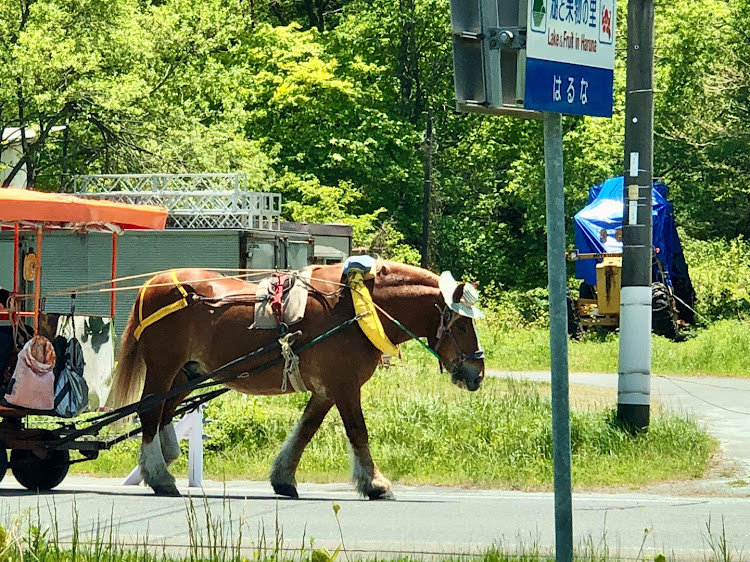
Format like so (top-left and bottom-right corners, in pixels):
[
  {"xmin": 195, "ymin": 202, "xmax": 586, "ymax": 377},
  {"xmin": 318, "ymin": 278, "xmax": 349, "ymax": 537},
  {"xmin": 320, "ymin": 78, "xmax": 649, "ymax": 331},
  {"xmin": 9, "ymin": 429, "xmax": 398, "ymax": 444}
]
[{"xmin": 108, "ymin": 310, "xmax": 146, "ymax": 410}]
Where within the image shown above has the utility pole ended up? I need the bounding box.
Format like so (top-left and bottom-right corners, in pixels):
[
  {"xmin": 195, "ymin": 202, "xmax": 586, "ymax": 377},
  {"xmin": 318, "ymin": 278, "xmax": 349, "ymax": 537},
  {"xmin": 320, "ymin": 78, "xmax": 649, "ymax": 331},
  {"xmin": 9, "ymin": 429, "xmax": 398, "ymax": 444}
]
[{"xmin": 618, "ymin": 0, "xmax": 654, "ymax": 431}]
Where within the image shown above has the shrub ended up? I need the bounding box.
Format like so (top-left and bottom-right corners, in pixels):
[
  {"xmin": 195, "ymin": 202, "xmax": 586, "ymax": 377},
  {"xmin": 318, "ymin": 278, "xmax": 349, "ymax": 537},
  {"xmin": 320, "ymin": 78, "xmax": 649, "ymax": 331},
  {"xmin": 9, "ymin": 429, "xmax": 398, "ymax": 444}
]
[
  {"xmin": 481, "ymin": 286, "xmax": 550, "ymax": 331},
  {"xmin": 681, "ymin": 234, "xmax": 750, "ymax": 321}
]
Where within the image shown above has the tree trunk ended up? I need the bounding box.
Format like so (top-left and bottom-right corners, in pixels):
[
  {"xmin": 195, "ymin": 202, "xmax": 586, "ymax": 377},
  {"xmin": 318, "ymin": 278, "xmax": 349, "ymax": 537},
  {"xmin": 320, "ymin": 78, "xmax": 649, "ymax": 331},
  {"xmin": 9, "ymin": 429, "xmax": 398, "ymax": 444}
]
[{"xmin": 420, "ymin": 110, "xmax": 433, "ymax": 268}]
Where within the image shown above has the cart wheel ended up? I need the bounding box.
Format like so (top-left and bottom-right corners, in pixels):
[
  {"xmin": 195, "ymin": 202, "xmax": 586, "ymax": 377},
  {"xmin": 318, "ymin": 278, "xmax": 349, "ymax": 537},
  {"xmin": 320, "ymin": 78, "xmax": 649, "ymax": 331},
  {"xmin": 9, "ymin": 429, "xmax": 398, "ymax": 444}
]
[
  {"xmin": 10, "ymin": 449, "xmax": 70, "ymax": 491},
  {"xmin": 0, "ymin": 444, "xmax": 7, "ymax": 484}
]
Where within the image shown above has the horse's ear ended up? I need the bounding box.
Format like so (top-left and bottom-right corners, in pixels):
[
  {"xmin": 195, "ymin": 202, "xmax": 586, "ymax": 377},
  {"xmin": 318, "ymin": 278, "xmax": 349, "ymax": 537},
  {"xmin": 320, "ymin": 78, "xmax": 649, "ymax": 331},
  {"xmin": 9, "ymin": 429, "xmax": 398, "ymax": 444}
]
[
  {"xmin": 452, "ymin": 284, "xmax": 465, "ymax": 304},
  {"xmin": 472, "ymin": 281, "xmax": 479, "ymax": 289},
  {"xmin": 378, "ymin": 263, "xmax": 390, "ymax": 276}
]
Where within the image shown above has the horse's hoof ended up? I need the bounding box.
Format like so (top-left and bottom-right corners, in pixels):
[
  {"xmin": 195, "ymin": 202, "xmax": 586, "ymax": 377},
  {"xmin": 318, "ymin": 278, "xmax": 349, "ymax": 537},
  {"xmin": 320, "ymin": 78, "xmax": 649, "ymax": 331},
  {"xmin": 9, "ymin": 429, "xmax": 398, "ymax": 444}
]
[
  {"xmin": 153, "ymin": 484, "xmax": 181, "ymax": 497},
  {"xmin": 273, "ymin": 483, "xmax": 299, "ymax": 499},
  {"xmin": 367, "ymin": 488, "xmax": 396, "ymax": 500}
]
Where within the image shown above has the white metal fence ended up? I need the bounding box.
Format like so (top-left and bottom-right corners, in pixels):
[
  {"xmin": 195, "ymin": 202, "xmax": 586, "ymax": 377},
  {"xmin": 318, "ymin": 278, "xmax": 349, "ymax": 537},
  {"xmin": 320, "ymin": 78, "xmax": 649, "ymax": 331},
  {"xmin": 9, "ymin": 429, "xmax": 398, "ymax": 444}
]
[{"xmin": 72, "ymin": 173, "xmax": 281, "ymax": 230}]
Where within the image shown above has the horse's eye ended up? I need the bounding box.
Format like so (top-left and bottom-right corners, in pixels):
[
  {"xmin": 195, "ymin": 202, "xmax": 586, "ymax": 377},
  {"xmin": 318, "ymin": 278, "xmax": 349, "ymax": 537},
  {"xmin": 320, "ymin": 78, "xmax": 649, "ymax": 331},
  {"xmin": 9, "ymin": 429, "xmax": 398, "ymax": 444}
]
[{"xmin": 455, "ymin": 323, "xmax": 467, "ymax": 334}]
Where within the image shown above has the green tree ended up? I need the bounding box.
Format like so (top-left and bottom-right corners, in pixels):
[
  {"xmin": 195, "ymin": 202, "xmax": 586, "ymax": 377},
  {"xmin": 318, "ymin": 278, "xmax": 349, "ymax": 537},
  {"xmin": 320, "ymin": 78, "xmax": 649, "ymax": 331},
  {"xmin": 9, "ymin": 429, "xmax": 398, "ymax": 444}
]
[
  {"xmin": 0, "ymin": 0, "xmax": 157, "ymax": 187},
  {"xmin": 3, "ymin": 0, "xmax": 729, "ymax": 296},
  {"xmin": 652, "ymin": 0, "xmax": 740, "ymax": 239}
]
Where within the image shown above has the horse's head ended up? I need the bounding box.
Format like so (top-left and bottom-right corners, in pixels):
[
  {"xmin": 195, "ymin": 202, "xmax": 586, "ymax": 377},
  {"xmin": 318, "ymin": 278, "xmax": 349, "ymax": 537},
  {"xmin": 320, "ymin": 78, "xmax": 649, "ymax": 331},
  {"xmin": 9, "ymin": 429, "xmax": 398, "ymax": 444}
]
[{"xmin": 433, "ymin": 272, "xmax": 485, "ymax": 392}]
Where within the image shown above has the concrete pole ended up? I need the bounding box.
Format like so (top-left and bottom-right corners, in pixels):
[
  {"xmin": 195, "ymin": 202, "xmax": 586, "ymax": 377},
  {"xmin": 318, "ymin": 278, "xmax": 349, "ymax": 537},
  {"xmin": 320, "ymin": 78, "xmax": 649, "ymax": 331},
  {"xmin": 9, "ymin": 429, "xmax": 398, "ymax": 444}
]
[
  {"xmin": 544, "ymin": 111, "xmax": 573, "ymax": 562},
  {"xmin": 618, "ymin": 0, "xmax": 655, "ymax": 431}
]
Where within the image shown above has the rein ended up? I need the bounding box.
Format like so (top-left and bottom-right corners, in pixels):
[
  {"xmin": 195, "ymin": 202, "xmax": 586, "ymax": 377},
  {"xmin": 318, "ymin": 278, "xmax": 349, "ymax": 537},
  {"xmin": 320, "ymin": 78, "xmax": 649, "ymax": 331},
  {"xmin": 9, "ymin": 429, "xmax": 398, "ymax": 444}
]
[
  {"xmin": 363, "ymin": 295, "xmax": 483, "ymax": 371},
  {"xmin": 370, "ymin": 305, "xmax": 442, "ymax": 362}
]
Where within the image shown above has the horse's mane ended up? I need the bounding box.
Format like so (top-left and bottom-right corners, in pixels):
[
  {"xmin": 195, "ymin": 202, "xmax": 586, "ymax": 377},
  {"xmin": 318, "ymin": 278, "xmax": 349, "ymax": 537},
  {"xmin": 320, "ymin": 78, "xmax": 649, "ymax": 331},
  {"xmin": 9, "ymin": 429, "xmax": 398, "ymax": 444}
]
[{"xmin": 376, "ymin": 260, "xmax": 439, "ymax": 290}]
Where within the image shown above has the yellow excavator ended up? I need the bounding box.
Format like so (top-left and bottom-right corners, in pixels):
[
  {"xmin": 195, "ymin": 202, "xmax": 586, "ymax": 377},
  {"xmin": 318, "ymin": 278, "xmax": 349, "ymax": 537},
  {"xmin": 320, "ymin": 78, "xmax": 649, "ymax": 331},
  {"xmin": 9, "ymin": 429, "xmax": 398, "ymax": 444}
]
[{"xmin": 566, "ymin": 177, "xmax": 696, "ymax": 341}]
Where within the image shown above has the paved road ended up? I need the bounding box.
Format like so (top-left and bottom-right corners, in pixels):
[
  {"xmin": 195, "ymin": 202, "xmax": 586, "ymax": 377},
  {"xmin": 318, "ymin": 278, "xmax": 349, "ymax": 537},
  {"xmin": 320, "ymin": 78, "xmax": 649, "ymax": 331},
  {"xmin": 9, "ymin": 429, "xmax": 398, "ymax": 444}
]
[
  {"xmin": 1, "ymin": 477, "xmax": 749, "ymax": 560},
  {"xmin": 2, "ymin": 371, "xmax": 750, "ymax": 559}
]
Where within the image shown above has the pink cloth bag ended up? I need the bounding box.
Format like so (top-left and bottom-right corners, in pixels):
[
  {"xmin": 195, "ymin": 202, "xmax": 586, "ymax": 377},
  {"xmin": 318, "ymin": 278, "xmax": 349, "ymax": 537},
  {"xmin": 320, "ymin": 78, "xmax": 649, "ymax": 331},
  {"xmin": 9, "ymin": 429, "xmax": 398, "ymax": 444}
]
[{"xmin": 3, "ymin": 336, "xmax": 56, "ymax": 411}]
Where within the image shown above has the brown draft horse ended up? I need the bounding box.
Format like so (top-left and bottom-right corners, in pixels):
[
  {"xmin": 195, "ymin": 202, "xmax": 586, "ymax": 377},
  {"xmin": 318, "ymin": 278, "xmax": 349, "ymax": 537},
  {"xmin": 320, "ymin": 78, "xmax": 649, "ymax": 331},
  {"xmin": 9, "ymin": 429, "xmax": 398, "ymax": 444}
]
[{"xmin": 109, "ymin": 261, "xmax": 485, "ymax": 498}]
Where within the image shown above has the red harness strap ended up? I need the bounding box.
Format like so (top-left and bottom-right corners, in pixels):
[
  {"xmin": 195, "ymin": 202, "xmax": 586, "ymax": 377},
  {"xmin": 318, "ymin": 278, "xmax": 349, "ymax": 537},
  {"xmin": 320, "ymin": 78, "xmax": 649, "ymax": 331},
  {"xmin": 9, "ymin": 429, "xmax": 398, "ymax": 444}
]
[{"xmin": 271, "ymin": 273, "xmax": 289, "ymax": 328}]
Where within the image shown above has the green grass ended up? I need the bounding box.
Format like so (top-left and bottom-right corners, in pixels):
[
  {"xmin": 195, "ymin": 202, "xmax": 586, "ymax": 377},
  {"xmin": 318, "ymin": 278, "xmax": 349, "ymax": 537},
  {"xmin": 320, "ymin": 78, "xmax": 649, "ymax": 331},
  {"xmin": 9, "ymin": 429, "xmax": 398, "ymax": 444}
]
[
  {"xmin": 0, "ymin": 529, "xmax": 711, "ymax": 562},
  {"xmin": 71, "ymin": 348, "xmax": 715, "ymax": 490},
  {"xmin": 481, "ymin": 319, "xmax": 750, "ymax": 376},
  {"xmin": 1, "ymin": 501, "xmax": 744, "ymax": 562}
]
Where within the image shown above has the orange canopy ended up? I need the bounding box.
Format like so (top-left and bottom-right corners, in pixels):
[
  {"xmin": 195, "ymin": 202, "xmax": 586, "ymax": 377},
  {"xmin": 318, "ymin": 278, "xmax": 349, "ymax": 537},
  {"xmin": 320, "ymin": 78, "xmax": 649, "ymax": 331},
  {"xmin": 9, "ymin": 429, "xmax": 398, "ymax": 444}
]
[{"xmin": 0, "ymin": 188, "xmax": 167, "ymax": 230}]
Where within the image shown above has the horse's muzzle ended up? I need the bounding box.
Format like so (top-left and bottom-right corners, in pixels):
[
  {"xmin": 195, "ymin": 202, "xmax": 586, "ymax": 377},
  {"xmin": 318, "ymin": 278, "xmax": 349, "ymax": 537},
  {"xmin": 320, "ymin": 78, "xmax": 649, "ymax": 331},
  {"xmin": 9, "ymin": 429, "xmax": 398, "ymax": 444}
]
[{"xmin": 451, "ymin": 362, "xmax": 484, "ymax": 392}]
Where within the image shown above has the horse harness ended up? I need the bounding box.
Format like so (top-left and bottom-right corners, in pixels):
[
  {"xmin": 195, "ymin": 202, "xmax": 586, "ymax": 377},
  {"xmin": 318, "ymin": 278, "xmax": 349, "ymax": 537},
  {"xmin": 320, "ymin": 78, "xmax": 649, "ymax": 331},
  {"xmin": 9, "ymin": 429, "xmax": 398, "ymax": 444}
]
[
  {"xmin": 133, "ymin": 270, "xmax": 295, "ymax": 341},
  {"xmin": 134, "ymin": 270, "xmax": 194, "ymax": 340},
  {"xmin": 266, "ymin": 273, "xmax": 306, "ymax": 392},
  {"xmin": 132, "ymin": 269, "xmax": 483, "ymax": 389},
  {"xmin": 269, "ymin": 274, "xmax": 294, "ymax": 330},
  {"xmin": 433, "ymin": 305, "xmax": 485, "ymax": 373}
]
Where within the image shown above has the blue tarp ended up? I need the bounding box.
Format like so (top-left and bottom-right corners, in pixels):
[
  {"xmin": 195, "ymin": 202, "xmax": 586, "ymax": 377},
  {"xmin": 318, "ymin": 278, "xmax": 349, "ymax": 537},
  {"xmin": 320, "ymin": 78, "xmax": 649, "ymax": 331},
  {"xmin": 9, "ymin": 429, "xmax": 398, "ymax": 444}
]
[{"xmin": 574, "ymin": 176, "xmax": 684, "ymax": 287}]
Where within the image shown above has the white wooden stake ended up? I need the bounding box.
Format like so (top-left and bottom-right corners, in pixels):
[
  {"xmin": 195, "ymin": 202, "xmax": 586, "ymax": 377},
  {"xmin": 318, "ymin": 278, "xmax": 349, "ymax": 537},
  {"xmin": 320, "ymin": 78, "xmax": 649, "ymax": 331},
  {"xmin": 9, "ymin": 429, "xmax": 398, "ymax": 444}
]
[{"xmin": 122, "ymin": 408, "xmax": 204, "ymax": 487}]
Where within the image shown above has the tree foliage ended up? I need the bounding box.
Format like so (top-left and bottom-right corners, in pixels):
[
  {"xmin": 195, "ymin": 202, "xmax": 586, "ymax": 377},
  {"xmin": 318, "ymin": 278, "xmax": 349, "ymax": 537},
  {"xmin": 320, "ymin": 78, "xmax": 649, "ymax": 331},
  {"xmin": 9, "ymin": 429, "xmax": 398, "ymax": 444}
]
[
  {"xmin": 0, "ymin": 0, "xmax": 745, "ymax": 295},
  {"xmin": 653, "ymin": 0, "xmax": 745, "ymax": 239}
]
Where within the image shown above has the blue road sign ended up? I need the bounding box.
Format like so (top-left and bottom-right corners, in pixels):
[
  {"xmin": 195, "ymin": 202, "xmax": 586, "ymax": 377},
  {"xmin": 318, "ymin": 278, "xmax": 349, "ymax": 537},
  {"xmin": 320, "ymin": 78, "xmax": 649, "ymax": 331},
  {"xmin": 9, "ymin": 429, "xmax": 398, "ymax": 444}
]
[{"xmin": 525, "ymin": 0, "xmax": 617, "ymax": 117}]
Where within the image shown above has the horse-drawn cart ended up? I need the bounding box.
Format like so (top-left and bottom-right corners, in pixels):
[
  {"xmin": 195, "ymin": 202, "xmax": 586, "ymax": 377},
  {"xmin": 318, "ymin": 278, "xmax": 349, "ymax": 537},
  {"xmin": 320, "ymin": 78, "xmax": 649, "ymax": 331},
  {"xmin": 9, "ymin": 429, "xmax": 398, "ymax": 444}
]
[
  {"xmin": 0, "ymin": 188, "xmax": 168, "ymax": 489},
  {"xmin": 0, "ymin": 189, "xmax": 486, "ymax": 498}
]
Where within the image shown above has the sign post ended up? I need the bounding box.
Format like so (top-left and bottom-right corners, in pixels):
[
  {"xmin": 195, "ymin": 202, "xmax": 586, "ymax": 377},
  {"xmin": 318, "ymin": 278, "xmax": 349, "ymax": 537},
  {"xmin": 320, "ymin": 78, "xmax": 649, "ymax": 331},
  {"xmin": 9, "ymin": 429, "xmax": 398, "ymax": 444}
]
[
  {"xmin": 449, "ymin": 1, "xmax": 616, "ymax": 559},
  {"xmin": 541, "ymin": 110, "xmax": 572, "ymax": 561},
  {"xmin": 523, "ymin": 3, "xmax": 616, "ymax": 561}
]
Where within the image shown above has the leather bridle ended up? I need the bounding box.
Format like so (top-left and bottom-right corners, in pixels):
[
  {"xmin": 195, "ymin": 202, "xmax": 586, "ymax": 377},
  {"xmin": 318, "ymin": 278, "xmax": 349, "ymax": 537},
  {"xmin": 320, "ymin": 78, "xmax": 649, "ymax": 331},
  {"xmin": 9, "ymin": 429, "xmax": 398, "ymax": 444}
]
[{"xmin": 433, "ymin": 305, "xmax": 485, "ymax": 373}]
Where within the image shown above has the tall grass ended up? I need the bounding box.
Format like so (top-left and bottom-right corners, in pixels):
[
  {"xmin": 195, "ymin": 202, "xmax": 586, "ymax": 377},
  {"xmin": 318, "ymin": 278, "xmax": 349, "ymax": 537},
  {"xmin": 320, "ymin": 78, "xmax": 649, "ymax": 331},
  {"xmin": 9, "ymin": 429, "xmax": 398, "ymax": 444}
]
[
  {"xmin": 72, "ymin": 350, "xmax": 715, "ymax": 490},
  {"xmin": 1, "ymin": 499, "xmax": 745, "ymax": 562},
  {"xmin": 476, "ymin": 232, "xmax": 750, "ymax": 376},
  {"xmin": 479, "ymin": 318, "xmax": 750, "ymax": 376}
]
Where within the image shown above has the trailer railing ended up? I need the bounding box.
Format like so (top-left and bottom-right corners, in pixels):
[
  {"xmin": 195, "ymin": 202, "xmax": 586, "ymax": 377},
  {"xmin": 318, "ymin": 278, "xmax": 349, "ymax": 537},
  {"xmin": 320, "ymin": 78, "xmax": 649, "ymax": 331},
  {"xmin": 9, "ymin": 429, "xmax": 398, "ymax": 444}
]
[{"xmin": 72, "ymin": 173, "xmax": 281, "ymax": 230}]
